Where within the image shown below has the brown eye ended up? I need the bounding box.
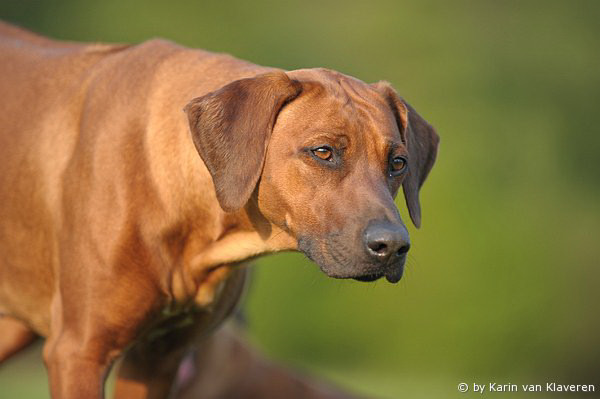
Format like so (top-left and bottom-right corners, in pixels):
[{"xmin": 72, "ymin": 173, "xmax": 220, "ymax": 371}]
[
  {"xmin": 312, "ymin": 147, "xmax": 333, "ymax": 161},
  {"xmin": 390, "ymin": 156, "xmax": 407, "ymax": 174}
]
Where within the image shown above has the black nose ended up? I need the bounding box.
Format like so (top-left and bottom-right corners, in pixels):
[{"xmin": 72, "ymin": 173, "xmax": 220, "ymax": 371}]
[{"xmin": 364, "ymin": 221, "xmax": 410, "ymax": 263}]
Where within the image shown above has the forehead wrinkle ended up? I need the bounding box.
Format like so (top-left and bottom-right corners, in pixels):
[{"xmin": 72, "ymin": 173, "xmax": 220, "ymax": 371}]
[
  {"xmin": 338, "ymin": 77, "xmax": 398, "ymax": 140},
  {"xmin": 288, "ymin": 69, "xmax": 381, "ymax": 132},
  {"xmin": 340, "ymin": 77, "xmax": 369, "ymax": 101},
  {"xmin": 322, "ymin": 78, "xmax": 394, "ymax": 174},
  {"xmin": 346, "ymin": 98, "xmax": 395, "ymax": 170}
]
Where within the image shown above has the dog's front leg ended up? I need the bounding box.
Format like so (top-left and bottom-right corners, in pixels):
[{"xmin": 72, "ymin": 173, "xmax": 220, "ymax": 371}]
[
  {"xmin": 112, "ymin": 323, "xmax": 199, "ymax": 399},
  {"xmin": 0, "ymin": 316, "xmax": 37, "ymax": 364},
  {"xmin": 43, "ymin": 301, "xmax": 161, "ymax": 398},
  {"xmin": 114, "ymin": 348, "xmax": 185, "ymax": 399},
  {"xmin": 42, "ymin": 265, "xmax": 163, "ymax": 399},
  {"xmin": 43, "ymin": 318, "xmax": 118, "ymax": 399}
]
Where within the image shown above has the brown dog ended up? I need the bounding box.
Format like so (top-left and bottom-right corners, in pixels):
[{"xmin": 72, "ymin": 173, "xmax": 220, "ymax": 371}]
[
  {"xmin": 0, "ymin": 21, "xmax": 438, "ymax": 398},
  {"xmin": 175, "ymin": 322, "xmax": 361, "ymax": 399}
]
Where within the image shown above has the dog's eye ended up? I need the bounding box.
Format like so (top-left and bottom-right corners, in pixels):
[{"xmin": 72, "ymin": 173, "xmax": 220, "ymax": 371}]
[
  {"xmin": 390, "ymin": 156, "xmax": 407, "ymax": 174},
  {"xmin": 311, "ymin": 147, "xmax": 333, "ymax": 162}
]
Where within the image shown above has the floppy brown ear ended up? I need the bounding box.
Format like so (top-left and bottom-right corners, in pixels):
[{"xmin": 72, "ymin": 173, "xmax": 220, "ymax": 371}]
[
  {"xmin": 185, "ymin": 72, "xmax": 302, "ymax": 212},
  {"xmin": 373, "ymin": 82, "xmax": 440, "ymax": 228}
]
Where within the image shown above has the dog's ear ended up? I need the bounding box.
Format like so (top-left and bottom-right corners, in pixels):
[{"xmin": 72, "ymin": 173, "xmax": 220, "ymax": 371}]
[
  {"xmin": 185, "ymin": 72, "xmax": 302, "ymax": 212},
  {"xmin": 373, "ymin": 82, "xmax": 440, "ymax": 228}
]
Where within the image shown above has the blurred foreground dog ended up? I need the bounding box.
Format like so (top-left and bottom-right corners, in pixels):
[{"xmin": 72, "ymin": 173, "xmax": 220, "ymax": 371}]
[
  {"xmin": 175, "ymin": 321, "xmax": 359, "ymax": 399},
  {"xmin": 0, "ymin": 21, "xmax": 438, "ymax": 398}
]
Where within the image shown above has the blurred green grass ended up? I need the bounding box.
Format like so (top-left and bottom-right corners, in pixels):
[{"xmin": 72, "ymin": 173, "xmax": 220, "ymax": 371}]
[{"xmin": 1, "ymin": 1, "xmax": 599, "ymax": 398}]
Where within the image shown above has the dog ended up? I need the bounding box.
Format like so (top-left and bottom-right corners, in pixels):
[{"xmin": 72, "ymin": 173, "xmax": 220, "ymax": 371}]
[
  {"xmin": 0, "ymin": 21, "xmax": 439, "ymax": 398},
  {"xmin": 175, "ymin": 321, "xmax": 361, "ymax": 399}
]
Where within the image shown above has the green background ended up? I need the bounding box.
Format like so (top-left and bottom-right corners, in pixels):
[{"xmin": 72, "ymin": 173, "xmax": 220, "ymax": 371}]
[{"xmin": 1, "ymin": 1, "xmax": 599, "ymax": 398}]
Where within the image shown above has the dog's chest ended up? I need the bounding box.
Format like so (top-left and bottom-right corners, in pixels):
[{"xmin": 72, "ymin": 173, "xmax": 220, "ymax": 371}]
[{"xmin": 136, "ymin": 267, "xmax": 247, "ymax": 346}]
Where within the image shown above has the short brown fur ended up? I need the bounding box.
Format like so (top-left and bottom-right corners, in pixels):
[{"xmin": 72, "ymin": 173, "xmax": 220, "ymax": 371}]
[{"xmin": 0, "ymin": 21, "xmax": 438, "ymax": 398}]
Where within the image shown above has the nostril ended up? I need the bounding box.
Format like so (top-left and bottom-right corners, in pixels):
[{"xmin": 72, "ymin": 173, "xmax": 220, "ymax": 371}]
[
  {"xmin": 396, "ymin": 244, "xmax": 410, "ymax": 256},
  {"xmin": 364, "ymin": 221, "xmax": 410, "ymax": 261},
  {"xmin": 369, "ymin": 242, "xmax": 388, "ymax": 254}
]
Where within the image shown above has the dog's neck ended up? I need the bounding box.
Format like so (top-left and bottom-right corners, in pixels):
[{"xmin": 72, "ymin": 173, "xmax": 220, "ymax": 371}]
[
  {"xmin": 165, "ymin": 192, "xmax": 297, "ymax": 308},
  {"xmin": 144, "ymin": 85, "xmax": 298, "ymax": 308}
]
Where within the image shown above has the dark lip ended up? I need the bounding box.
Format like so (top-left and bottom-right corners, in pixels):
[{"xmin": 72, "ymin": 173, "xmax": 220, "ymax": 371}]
[
  {"xmin": 348, "ymin": 262, "xmax": 405, "ymax": 284},
  {"xmin": 352, "ymin": 272, "xmax": 385, "ymax": 282}
]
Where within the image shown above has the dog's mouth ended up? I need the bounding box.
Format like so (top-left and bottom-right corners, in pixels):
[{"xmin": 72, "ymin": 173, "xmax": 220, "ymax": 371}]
[
  {"xmin": 352, "ymin": 263, "xmax": 404, "ymax": 284},
  {"xmin": 352, "ymin": 272, "xmax": 384, "ymax": 282}
]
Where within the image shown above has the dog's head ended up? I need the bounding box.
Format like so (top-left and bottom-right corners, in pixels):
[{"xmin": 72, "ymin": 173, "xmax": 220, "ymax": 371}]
[{"xmin": 185, "ymin": 69, "xmax": 438, "ymax": 283}]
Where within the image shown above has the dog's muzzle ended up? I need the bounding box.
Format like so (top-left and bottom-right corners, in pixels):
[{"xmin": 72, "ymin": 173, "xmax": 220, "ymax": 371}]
[{"xmin": 298, "ymin": 219, "xmax": 410, "ymax": 284}]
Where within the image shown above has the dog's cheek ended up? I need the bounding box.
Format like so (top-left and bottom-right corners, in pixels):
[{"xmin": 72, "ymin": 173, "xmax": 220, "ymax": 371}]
[
  {"xmin": 389, "ymin": 177, "xmax": 403, "ymax": 199},
  {"xmin": 256, "ymin": 168, "xmax": 295, "ymax": 231}
]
